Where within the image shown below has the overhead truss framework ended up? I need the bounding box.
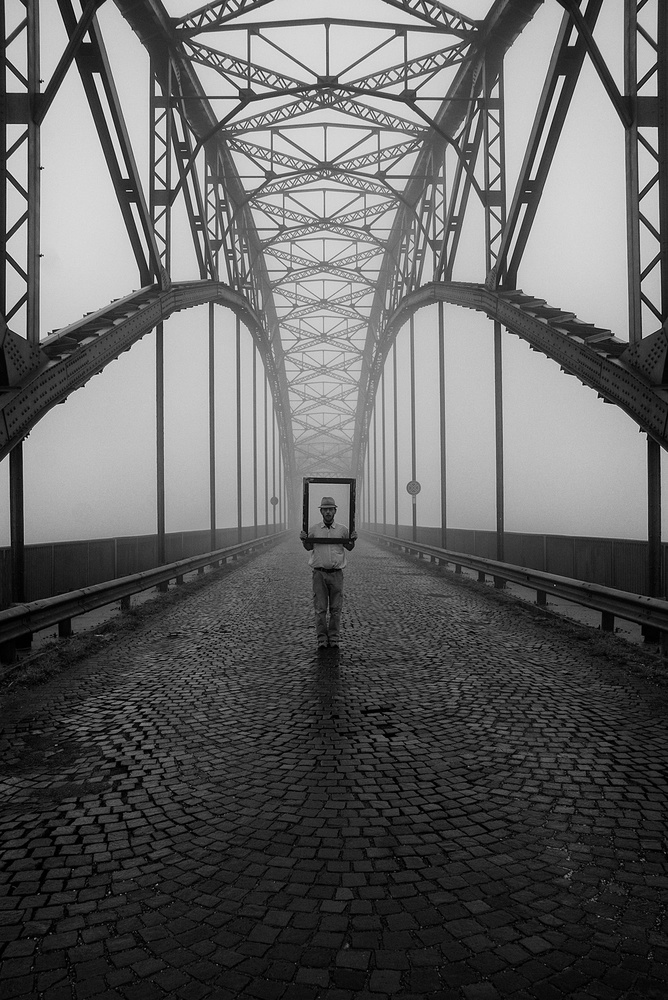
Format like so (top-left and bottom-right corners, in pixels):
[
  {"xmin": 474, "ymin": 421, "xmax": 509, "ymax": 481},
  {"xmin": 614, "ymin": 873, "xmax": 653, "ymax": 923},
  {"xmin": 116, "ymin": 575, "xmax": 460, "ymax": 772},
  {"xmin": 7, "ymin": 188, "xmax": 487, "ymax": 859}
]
[{"xmin": 2, "ymin": 0, "xmax": 668, "ymax": 494}]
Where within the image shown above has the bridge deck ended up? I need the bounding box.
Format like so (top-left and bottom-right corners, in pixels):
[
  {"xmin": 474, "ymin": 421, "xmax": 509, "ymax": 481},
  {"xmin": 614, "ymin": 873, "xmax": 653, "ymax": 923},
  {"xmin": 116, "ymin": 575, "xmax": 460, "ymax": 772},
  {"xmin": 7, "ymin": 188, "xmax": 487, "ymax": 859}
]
[{"xmin": 1, "ymin": 537, "xmax": 667, "ymax": 1000}]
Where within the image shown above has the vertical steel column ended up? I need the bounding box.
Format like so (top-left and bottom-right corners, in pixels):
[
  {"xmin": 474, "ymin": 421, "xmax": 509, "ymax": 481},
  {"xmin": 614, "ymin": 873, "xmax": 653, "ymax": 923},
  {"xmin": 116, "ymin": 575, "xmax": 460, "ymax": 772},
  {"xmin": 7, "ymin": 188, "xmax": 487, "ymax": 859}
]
[
  {"xmin": 493, "ymin": 325, "xmax": 505, "ymax": 569},
  {"xmin": 9, "ymin": 443, "xmax": 25, "ymax": 606},
  {"xmin": 0, "ymin": 5, "xmax": 6, "ymax": 340},
  {"xmin": 650, "ymin": 0, "xmax": 666, "ymax": 606},
  {"xmin": 150, "ymin": 57, "xmax": 172, "ymax": 567},
  {"xmin": 264, "ymin": 374, "xmax": 269, "ymax": 529},
  {"xmin": 156, "ymin": 328, "xmax": 166, "ymax": 566},
  {"xmin": 624, "ymin": 1, "xmax": 641, "ymax": 343},
  {"xmin": 409, "ymin": 315, "xmax": 417, "ymax": 541},
  {"xmin": 1, "ymin": 0, "xmax": 41, "ymax": 344},
  {"xmin": 648, "ymin": 437, "xmax": 662, "ymax": 599},
  {"xmin": 278, "ymin": 426, "xmax": 283, "ymax": 529},
  {"xmin": 27, "ymin": 0, "xmax": 40, "ymax": 350},
  {"xmin": 253, "ymin": 344, "xmax": 258, "ymax": 536},
  {"xmin": 659, "ymin": 2, "xmax": 668, "ymax": 320},
  {"xmin": 366, "ymin": 438, "xmax": 371, "ymax": 527},
  {"xmin": 236, "ymin": 314, "xmax": 242, "ymax": 542},
  {"xmin": 372, "ymin": 401, "xmax": 378, "ymax": 529},
  {"xmin": 208, "ymin": 303, "xmax": 216, "ymax": 551},
  {"xmin": 393, "ymin": 340, "xmax": 399, "ymax": 537},
  {"xmin": 625, "ymin": 1, "xmax": 666, "ymax": 601},
  {"xmin": 361, "ymin": 445, "xmax": 367, "ymax": 528},
  {"xmin": 381, "ymin": 370, "xmax": 387, "ymax": 530},
  {"xmin": 438, "ymin": 301, "xmax": 447, "ymax": 550},
  {"xmin": 272, "ymin": 406, "xmax": 277, "ymax": 529},
  {"xmin": 3, "ymin": 0, "xmax": 40, "ymax": 610},
  {"xmin": 484, "ymin": 52, "xmax": 507, "ymax": 571}
]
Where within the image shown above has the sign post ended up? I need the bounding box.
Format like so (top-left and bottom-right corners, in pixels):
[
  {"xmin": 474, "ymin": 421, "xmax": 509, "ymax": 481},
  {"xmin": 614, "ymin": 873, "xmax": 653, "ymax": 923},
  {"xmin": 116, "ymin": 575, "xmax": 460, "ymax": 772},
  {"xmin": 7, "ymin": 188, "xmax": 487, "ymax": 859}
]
[{"xmin": 406, "ymin": 480, "xmax": 421, "ymax": 542}]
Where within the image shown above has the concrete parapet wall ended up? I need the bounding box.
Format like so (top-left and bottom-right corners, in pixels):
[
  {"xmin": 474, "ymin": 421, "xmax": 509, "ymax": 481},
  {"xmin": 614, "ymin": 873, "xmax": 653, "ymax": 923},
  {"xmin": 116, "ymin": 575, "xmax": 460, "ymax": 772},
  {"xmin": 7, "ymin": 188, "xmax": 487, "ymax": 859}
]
[
  {"xmin": 365, "ymin": 523, "xmax": 662, "ymax": 599},
  {"xmin": 0, "ymin": 524, "xmax": 285, "ymax": 608}
]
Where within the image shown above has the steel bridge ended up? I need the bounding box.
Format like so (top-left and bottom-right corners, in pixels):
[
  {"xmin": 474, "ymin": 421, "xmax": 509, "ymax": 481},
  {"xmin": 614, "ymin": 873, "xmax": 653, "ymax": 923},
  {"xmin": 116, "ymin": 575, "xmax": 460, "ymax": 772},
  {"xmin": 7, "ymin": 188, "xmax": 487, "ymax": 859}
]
[{"xmin": 1, "ymin": 0, "xmax": 668, "ymax": 607}]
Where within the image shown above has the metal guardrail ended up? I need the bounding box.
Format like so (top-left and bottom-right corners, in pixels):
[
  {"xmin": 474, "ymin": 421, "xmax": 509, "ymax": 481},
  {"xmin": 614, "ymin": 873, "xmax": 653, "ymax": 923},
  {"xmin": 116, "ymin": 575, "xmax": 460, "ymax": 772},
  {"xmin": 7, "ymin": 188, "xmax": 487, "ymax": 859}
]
[
  {"xmin": 366, "ymin": 531, "xmax": 668, "ymax": 645},
  {"xmin": 0, "ymin": 532, "xmax": 285, "ymax": 658}
]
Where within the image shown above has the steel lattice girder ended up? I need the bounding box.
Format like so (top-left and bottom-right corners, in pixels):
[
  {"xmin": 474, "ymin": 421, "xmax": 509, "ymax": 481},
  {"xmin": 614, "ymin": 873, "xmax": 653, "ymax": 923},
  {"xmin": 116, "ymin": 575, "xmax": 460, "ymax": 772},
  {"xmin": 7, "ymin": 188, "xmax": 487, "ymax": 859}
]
[
  {"xmin": 160, "ymin": 0, "xmax": 492, "ymax": 477},
  {"xmin": 5, "ymin": 0, "xmax": 668, "ymax": 487},
  {"xmin": 0, "ymin": 281, "xmax": 281, "ymax": 462},
  {"xmin": 379, "ymin": 280, "xmax": 668, "ymax": 452}
]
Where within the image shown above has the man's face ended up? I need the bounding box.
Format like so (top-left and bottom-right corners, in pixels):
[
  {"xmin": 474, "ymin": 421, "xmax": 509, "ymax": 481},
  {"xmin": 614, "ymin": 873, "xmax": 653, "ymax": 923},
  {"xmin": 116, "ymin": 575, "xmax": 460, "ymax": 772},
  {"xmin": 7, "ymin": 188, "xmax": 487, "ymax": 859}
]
[{"xmin": 320, "ymin": 506, "xmax": 336, "ymax": 526}]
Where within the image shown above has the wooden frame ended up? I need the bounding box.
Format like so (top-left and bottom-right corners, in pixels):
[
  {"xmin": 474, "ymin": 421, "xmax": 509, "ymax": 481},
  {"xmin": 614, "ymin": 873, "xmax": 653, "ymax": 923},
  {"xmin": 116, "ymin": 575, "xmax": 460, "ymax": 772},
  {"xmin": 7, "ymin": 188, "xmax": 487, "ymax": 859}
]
[{"xmin": 302, "ymin": 477, "xmax": 356, "ymax": 542}]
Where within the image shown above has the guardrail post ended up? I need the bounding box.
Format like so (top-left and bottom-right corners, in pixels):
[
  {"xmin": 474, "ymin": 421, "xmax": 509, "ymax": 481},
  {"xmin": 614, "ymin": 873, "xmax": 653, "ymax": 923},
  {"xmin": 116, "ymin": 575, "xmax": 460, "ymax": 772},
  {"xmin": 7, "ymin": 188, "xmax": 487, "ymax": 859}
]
[
  {"xmin": 365, "ymin": 529, "xmax": 668, "ymax": 647},
  {"xmin": 58, "ymin": 619, "xmax": 72, "ymax": 638},
  {"xmin": 601, "ymin": 611, "xmax": 614, "ymax": 633},
  {"xmin": 660, "ymin": 631, "xmax": 668, "ymax": 659},
  {"xmin": 176, "ymin": 574, "xmax": 184, "ymax": 586},
  {"xmin": 0, "ymin": 533, "xmax": 285, "ymax": 651},
  {"xmin": 0, "ymin": 640, "xmax": 17, "ymax": 665}
]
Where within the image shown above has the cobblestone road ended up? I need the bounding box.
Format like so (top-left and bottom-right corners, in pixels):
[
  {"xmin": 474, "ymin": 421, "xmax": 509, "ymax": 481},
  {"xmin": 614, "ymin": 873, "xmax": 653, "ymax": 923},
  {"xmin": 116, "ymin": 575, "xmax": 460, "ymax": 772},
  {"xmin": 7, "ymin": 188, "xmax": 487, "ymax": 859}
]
[{"xmin": 1, "ymin": 536, "xmax": 667, "ymax": 1000}]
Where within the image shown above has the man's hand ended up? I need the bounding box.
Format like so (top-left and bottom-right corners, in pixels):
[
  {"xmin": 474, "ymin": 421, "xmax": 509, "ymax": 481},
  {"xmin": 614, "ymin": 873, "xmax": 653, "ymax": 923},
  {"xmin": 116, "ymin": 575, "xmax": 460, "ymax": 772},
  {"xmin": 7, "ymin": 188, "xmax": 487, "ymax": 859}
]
[
  {"xmin": 299, "ymin": 530, "xmax": 307, "ymax": 540},
  {"xmin": 350, "ymin": 530, "xmax": 358, "ymax": 541}
]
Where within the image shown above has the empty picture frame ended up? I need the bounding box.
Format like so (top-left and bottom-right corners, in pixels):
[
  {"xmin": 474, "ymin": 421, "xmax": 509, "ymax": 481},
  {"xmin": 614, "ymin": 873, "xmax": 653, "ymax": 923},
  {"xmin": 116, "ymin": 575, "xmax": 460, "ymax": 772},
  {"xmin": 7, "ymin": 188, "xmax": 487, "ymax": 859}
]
[{"xmin": 302, "ymin": 477, "xmax": 356, "ymax": 542}]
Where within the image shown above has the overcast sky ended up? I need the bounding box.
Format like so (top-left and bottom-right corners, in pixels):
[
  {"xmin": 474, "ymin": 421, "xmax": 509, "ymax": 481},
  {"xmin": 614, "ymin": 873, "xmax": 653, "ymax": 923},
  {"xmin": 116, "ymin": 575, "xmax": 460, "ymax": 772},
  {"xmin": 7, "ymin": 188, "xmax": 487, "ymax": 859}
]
[{"xmin": 0, "ymin": 0, "xmax": 662, "ymax": 545}]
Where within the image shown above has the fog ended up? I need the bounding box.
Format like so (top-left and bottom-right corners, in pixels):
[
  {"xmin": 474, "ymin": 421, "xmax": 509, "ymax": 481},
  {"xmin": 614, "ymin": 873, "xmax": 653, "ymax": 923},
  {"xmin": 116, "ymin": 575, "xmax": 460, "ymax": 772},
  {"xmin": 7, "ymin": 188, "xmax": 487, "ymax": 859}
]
[{"xmin": 1, "ymin": 0, "xmax": 664, "ymax": 547}]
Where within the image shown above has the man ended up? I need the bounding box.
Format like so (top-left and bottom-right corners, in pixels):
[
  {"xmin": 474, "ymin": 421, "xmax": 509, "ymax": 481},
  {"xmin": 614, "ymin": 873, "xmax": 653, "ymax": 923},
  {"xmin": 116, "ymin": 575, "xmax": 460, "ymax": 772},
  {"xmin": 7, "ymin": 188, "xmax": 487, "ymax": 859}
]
[{"xmin": 300, "ymin": 496, "xmax": 357, "ymax": 649}]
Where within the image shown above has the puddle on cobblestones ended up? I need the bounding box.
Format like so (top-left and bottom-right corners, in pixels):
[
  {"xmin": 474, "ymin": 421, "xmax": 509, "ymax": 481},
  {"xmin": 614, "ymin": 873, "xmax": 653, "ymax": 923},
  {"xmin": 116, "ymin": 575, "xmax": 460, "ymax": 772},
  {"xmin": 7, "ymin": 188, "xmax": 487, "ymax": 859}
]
[
  {"xmin": 36, "ymin": 774, "xmax": 112, "ymax": 803},
  {"xmin": 0, "ymin": 773, "xmax": 113, "ymax": 818},
  {"xmin": 3, "ymin": 729, "xmax": 81, "ymax": 774}
]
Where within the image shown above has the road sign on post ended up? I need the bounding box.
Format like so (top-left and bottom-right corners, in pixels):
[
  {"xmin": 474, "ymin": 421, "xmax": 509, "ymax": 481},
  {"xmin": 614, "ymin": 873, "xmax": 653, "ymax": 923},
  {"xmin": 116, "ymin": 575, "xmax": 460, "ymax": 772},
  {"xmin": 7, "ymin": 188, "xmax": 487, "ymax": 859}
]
[{"xmin": 406, "ymin": 480, "xmax": 420, "ymax": 542}]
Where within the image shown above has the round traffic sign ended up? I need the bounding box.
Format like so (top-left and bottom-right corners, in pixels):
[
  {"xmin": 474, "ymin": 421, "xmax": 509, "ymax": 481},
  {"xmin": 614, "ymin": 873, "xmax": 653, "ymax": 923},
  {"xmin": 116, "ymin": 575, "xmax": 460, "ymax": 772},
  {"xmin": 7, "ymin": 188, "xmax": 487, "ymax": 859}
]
[
  {"xmin": 270, "ymin": 496, "xmax": 279, "ymax": 506},
  {"xmin": 406, "ymin": 480, "xmax": 421, "ymax": 496}
]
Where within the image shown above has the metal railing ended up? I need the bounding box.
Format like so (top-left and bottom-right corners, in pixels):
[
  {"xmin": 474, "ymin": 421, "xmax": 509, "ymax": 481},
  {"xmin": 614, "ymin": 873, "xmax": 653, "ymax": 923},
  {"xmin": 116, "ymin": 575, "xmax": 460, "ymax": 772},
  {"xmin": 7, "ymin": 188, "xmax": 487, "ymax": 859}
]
[
  {"xmin": 366, "ymin": 530, "xmax": 668, "ymax": 647},
  {"xmin": 0, "ymin": 532, "xmax": 285, "ymax": 660},
  {"xmin": 0, "ymin": 524, "xmax": 286, "ymax": 608}
]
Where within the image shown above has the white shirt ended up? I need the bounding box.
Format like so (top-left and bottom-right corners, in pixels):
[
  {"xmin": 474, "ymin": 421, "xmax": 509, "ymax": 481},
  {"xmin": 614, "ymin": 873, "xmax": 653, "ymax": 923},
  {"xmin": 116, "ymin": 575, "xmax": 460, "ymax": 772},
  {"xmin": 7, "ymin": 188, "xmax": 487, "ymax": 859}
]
[{"xmin": 307, "ymin": 520, "xmax": 349, "ymax": 569}]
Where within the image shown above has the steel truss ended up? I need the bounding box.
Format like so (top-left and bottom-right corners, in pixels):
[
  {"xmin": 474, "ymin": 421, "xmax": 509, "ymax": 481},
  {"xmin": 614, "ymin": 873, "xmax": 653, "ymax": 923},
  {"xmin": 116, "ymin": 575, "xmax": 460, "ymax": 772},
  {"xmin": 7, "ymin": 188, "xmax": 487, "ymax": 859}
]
[{"xmin": 2, "ymin": 0, "xmax": 668, "ymax": 585}]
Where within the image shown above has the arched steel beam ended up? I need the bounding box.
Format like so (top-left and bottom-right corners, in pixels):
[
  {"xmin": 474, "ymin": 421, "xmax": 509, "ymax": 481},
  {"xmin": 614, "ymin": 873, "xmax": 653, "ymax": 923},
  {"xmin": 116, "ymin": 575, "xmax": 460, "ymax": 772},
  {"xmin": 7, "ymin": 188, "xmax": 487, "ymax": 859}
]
[
  {"xmin": 355, "ymin": 0, "xmax": 545, "ymax": 474},
  {"xmin": 352, "ymin": 280, "xmax": 668, "ymax": 478},
  {"xmin": 0, "ymin": 280, "xmax": 289, "ymax": 464},
  {"xmin": 364, "ymin": 0, "xmax": 544, "ymax": 336},
  {"xmin": 113, "ymin": 0, "xmax": 297, "ymax": 491},
  {"xmin": 176, "ymin": 1, "xmax": 478, "ymax": 37}
]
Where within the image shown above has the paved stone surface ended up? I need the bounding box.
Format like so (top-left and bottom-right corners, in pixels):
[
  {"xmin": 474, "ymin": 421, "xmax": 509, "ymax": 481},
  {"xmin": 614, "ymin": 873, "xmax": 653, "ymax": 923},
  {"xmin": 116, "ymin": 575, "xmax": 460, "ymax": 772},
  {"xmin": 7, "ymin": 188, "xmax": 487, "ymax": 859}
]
[{"xmin": 1, "ymin": 536, "xmax": 667, "ymax": 1000}]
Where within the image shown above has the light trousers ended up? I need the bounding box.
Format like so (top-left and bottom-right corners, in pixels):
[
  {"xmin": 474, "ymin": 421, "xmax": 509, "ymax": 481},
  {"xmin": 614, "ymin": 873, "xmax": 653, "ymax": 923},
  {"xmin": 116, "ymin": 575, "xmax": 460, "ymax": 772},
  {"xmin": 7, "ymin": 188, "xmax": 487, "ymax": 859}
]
[{"xmin": 312, "ymin": 568, "xmax": 344, "ymax": 643}]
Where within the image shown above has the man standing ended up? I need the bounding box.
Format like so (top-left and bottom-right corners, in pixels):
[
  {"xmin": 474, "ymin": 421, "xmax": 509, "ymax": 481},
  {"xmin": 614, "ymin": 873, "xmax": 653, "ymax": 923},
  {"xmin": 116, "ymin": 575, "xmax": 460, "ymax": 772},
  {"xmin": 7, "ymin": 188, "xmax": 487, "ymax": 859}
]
[{"xmin": 300, "ymin": 496, "xmax": 357, "ymax": 649}]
